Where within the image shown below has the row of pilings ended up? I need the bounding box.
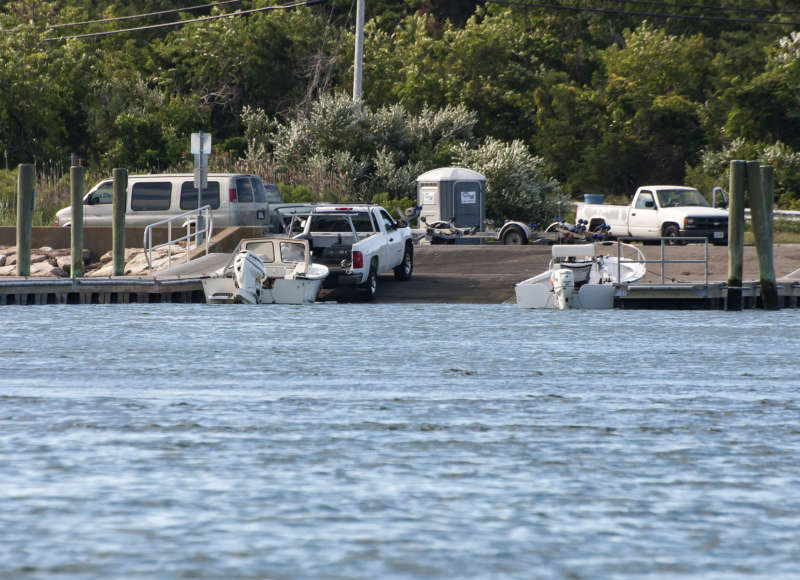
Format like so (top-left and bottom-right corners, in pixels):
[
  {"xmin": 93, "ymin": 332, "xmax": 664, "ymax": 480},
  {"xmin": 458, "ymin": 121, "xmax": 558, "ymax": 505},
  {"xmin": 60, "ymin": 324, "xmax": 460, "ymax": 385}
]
[
  {"xmin": 15, "ymin": 164, "xmax": 128, "ymax": 278},
  {"xmin": 727, "ymin": 160, "xmax": 778, "ymax": 310}
]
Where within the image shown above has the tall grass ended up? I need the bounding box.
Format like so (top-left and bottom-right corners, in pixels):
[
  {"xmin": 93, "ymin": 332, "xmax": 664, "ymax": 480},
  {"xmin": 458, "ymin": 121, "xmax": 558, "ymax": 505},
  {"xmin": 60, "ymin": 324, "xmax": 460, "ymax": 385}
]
[
  {"xmin": 0, "ymin": 163, "xmax": 104, "ymax": 226},
  {"xmin": 215, "ymin": 152, "xmax": 352, "ymax": 202}
]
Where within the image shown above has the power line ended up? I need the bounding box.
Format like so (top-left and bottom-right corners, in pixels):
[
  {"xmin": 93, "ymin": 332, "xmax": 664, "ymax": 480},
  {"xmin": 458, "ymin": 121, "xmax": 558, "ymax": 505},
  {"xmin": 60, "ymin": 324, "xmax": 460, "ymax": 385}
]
[
  {"xmin": 48, "ymin": 0, "xmax": 243, "ymax": 30},
  {"xmin": 485, "ymin": 0, "xmax": 800, "ymax": 26},
  {"xmin": 604, "ymin": 0, "xmax": 800, "ymax": 17},
  {"xmin": 45, "ymin": 0, "xmax": 329, "ymax": 41}
]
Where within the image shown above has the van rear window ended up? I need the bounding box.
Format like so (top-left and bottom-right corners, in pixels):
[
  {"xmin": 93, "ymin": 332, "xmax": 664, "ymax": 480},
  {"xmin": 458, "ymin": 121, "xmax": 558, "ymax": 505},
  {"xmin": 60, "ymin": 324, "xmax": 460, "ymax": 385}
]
[
  {"xmin": 180, "ymin": 181, "xmax": 221, "ymax": 210},
  {"xmin": 235, "ymin": 178, "xmax": 254, "ymax": 203},
  {"xmin": 131, "ymin": 182, "xmax": 172, "ymax": 211}
]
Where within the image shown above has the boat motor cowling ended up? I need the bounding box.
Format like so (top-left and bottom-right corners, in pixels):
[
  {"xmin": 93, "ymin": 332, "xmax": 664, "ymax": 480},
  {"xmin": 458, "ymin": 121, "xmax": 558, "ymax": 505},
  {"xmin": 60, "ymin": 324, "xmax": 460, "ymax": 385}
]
[{"xmin": 550, "ymin": 268, "xmax": 575, "ymax": 310}]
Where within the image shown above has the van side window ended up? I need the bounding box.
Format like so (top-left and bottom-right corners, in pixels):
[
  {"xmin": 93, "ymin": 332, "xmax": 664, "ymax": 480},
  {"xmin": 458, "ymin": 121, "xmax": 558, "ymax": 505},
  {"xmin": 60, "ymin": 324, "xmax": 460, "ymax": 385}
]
[
  {"xmin": 251, "ymin": 178, "xmax": 267, "ymax": 203},
  {"xmin": 132, "ymin": 182, "xmax": 172, "ymax": 211},
  {"xmin": 87, "ymin": 183, "xmax": 113, "ymax": 205},
  {"xmin": 235, "ymin": 178, "xmax": 253, "ymax": 203},
  {"xmin": 265, "ymin": 184, "xmax": 282, "ymax": 203},
  {"xmin": 180, "ymin": 181, "xmax": 221, "ymax": 210}
]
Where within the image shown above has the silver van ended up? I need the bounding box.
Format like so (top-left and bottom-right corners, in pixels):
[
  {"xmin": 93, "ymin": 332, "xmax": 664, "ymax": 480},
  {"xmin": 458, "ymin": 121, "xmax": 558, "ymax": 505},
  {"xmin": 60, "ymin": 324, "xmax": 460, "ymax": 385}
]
[{"xmin": 55, "ymin": 173, "xmax": 278, "ymax": 227}]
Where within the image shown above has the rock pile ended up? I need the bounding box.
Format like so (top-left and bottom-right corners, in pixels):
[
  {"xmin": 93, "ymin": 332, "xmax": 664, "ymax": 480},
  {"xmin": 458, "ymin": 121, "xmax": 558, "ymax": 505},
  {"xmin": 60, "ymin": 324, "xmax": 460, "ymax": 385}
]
[{"xmin": 0, "ymin": 245, "xmax": 190, "ymax": 277}]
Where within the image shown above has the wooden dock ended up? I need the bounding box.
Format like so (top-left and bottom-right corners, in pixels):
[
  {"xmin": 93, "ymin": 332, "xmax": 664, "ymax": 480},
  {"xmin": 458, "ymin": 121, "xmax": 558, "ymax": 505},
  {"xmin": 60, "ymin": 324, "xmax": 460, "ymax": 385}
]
[
  {"xmin": 615, "ymin": 280, "xmax": 800, "ymax": 309},
  {"xmin": 0, "ymin": 276, "xmax": 798, "ymax": 308},
  {"xmin": 0, "ymin": 277, "xmax": 205, "ymax": 305}
]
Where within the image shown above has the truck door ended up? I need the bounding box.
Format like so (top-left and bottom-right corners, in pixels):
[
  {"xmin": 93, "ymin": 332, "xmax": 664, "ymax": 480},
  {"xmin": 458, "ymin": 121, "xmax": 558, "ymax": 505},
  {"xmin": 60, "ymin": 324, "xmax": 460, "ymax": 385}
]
[
  {"xmin": 628, "ymin": 190, "xmax": 660, "ymax": 237},
  {"xmin": 377, "ymin": 208, "xmax": 404, "ymax": 270}
]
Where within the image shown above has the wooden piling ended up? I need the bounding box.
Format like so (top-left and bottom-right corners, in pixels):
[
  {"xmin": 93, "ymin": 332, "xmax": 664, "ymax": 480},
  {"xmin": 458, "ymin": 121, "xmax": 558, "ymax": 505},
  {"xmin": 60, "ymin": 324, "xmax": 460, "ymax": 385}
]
[
  {"xmin": 112, "ymin": 168, "xmax": 128, "ymax": 276},
  {"xmin": 759, "ymin": 165, "xmax": 779, "ymax": 309},
  {"xmin": 746, "ymin": 161, "xmax": 778, "ymax": 309},
  {"xmin": 70, "ymin": 165, "xmax": 84, "ymax": 278},
  {"xmin": 16, "ymin": 164, "xmax": 34, "ymax": 277},
  {"xmin": 727, "ymin": 160, "xmax": 745, "ymax": 311}
]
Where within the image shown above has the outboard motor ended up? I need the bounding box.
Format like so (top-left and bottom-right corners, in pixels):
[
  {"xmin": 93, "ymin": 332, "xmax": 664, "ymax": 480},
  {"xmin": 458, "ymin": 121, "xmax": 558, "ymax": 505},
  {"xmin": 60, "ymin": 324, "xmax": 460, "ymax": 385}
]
[
  {"xmin": 550, "ymin": 268, "xmax": 575, "ymax": 310},
  {"xmin": 232, "ymin": 250, "xmax": 267, "ymax": 304}
]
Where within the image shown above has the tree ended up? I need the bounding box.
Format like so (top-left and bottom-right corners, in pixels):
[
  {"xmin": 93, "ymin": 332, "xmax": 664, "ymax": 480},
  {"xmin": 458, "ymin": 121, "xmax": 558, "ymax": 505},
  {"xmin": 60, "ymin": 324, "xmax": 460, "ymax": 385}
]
[
  {"xmin": 0, "ymin": 25, "xmax": 84, "ymax": 165},
  {"xmin": 452, "ymin": 137, "xmax": 562, "ymax": 224}
]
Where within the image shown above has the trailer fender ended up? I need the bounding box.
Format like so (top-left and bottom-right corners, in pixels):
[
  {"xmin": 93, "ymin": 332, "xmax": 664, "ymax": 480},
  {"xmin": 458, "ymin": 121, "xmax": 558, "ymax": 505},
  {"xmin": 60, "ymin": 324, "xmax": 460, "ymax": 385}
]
[{"xmin": 498, "ymin": 221, "xmax": 531, "ymax": 245}]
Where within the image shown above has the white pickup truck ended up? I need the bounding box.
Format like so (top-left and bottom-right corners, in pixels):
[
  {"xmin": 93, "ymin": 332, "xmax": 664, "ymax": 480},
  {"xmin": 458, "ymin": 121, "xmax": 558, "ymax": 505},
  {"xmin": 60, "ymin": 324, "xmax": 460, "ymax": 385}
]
[
  {"xmin": 574, "ymin": 186, "xmax": 729, "ymax": 245},
  {"xmin": 289, "ymin": 204, "xmax": 414, "ymax": 300}
]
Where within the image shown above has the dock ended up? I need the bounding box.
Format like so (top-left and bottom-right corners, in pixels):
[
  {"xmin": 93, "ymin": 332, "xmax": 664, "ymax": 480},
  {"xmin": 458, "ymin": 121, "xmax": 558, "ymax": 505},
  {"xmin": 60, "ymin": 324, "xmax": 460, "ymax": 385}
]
[
  {"xmin": 0, "ymin": 244, "xmax": 798, "ymax": 308},
  {"xmin": 1, "ymin": 275, "xmax": 798, "ymax": 309},
  {"xmin": 615, "ymin": 281, "xmax": 800, "ymax": 309},
  {"xmin": 0, "ymin": 277, "xmax": 205, "ymax": 305}
]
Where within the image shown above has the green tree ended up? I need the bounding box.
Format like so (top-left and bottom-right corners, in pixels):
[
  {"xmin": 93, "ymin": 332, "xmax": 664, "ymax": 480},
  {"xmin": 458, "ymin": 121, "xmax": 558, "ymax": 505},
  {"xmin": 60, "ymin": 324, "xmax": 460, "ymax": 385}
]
[
  {"xmin": 452, "ymin": 137, "xmax": 562, "ymax": 224},
  {"xmin": 245, "ymin": 93, "xmax": 480, "ymax": 201},
  {"xmin": 0, "ymin": 25, "xmax": 85, "ymax": 165}
]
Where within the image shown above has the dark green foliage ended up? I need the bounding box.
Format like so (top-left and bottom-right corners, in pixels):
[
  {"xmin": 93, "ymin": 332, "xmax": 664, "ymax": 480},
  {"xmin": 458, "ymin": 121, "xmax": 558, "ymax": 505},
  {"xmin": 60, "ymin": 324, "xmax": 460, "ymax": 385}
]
[{"xmin": 3, "ymin": 0, "xmax": 800, "ymax": 213}]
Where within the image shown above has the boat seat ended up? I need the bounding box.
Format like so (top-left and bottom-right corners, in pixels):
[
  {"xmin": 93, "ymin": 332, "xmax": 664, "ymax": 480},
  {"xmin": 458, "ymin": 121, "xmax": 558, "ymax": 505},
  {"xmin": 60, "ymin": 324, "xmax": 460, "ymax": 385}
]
[
  {"xmin": 558, "ymin": 263, "xmax": 592, "ymax": 285},
  {"xmin": 265, "ymin": 266, "xmax": 292, "ymax": 278}
]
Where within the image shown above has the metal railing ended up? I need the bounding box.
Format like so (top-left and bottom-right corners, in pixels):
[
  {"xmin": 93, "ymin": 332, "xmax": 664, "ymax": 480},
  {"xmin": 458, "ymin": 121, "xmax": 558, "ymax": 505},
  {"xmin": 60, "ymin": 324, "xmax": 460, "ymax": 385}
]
[
  {"xmin": 143, "ymin": 206, "xmax": 214, "ymax": 275},
  {"xmin": 617, "ymin": 237, "xmax": 710, "ymax": 286}
]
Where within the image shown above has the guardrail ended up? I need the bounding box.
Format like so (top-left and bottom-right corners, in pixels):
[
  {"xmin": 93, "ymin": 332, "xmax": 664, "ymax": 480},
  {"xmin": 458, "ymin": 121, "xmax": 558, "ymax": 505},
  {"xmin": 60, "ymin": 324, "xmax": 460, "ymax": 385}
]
[
  {"xmin": 143, "ymin": 206, "xmax": 213, "ymax": 275},
  {"xmin": 618, "ymin": 237, "xmax": 710, "ymax": 285},
  {"xmin": 744, "ymin": 208, "xmax": 800, "ymax": 222}
]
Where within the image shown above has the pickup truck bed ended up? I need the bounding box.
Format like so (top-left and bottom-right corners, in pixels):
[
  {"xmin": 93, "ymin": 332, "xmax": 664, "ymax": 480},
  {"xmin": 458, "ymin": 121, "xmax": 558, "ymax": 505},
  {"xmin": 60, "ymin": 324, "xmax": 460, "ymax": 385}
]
[{"xmin": 291, "ymin": 205, "xmax": 414, "ymax": 299}]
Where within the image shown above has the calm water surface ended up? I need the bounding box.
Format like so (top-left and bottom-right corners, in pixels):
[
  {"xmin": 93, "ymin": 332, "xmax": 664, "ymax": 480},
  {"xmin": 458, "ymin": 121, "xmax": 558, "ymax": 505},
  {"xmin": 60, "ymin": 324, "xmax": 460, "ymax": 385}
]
[{"xmin": 1, "ymin": 305, "xmax": 799, "ymax": 579}]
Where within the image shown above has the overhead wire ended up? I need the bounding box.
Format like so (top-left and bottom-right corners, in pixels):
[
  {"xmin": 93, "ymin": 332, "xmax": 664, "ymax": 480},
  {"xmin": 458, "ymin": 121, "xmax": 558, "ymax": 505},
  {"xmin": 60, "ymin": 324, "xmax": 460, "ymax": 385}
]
[
  {"xmin": 45, "ymin": 0, "xmax": 329, "ymax": 42},
  {"xmin": 602, "ymin": 0, "xmax": 800, "ymax": 17},
  {"xmin": 47, "ymin": 0, "xmax": 243, "ymax": 30},
  {"xmin": 484, "ymin": 0, "xmax": 800, "ymax": 26}
]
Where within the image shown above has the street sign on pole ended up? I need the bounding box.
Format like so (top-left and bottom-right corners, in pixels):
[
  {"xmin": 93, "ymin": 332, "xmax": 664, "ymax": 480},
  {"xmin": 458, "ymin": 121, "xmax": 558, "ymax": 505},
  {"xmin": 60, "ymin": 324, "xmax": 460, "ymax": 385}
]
[
  {"xmin": 193, "ymin": 153, "xmax": 208, "ymax": 189},
  {"xmin": 191, "ymin": 132, "xmax": 212, "ymax": 155},
  {"xmin": 191, "ymin": 132, "xmax": 211, "ymax": 189},
  {"xmin": 190, "ymin": 132, "xmax": 212, "ymax": 247}
]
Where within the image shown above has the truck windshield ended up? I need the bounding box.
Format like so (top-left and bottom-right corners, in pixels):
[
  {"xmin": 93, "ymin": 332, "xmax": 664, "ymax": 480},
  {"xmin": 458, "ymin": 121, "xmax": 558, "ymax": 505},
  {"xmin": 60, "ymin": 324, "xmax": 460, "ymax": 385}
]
[{"xmin": 656, "ymin": 189, "xmax": 710, "ymax": 208}]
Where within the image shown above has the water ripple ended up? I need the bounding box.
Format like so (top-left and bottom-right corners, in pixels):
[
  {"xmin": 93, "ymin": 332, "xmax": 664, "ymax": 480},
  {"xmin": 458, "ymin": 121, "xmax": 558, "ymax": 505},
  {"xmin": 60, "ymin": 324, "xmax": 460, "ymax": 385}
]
[{"xmin": 1, "ymin": 305, "xmax": 799, "ymax": 578}]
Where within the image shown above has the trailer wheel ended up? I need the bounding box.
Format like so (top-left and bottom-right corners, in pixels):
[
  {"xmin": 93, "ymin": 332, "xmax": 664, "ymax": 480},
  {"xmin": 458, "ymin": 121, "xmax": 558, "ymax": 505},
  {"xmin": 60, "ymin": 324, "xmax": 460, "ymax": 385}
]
[
  {"xmin": 393, "ymin": 243, "xmax": 413, "ymax": 281},
  {"xmin": 502, "ymin": 227, "xmax": 527, "ymax": 245}
]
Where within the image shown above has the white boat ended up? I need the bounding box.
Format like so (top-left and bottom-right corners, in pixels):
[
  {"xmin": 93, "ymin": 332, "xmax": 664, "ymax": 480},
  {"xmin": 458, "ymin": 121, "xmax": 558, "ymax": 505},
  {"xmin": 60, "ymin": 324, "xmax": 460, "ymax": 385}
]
[
  {"xmin": 515, "ymin": 242, "xmax": 646, "ymax": 309},
  {"xmin": 202, "ymin": 237, "xmax": 329, "ymax": 304}
]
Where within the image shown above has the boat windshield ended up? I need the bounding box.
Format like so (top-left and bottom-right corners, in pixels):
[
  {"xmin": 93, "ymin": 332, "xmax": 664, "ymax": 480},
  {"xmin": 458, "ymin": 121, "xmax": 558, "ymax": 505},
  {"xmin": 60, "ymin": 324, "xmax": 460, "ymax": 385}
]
[
  {"xmin": 280, "ymin": 241, "xmax": 306, "ymax": 263},
  {"xmin": 242, "ymin": 241, "xmax": 275, "ymax": 262},
  {"xmin": 656, "ymin": 188, "xmax": 709, "ymax": 208}
]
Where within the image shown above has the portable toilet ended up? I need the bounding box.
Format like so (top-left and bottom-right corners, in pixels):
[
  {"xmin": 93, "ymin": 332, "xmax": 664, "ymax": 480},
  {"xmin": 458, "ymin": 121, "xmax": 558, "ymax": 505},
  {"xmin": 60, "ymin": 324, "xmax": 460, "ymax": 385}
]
[{"xmin": 416, "ymin": 167, "xmax": 486, "ymax": 231}]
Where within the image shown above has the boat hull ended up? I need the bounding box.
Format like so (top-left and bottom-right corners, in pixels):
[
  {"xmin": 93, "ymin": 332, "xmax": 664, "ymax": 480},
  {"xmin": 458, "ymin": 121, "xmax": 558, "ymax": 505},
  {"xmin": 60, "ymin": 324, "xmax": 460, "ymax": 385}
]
[
  {"xmin": 202, "ymin": 276, "xmax": 326, "ymax": 305},
  {"xmin": 515, "ymin": 282, "xmax": 616, "ymax": 309}
]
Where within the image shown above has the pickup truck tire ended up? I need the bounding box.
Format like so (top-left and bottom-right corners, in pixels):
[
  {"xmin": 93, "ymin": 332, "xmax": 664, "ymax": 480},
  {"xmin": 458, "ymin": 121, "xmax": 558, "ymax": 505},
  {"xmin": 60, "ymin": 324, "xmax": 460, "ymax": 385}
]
[
  {"xmin": 663, "ymin": 223, "xmax": 684, "ymax": 245},
  {"xmin": 502, "ymin": 227, "xmax": 527, "ymax": 245},
  {"xmin": 359, "ymin": 261, "xmax": 378, "ymax": 301},
  {"xmin": 393, "ymin": 243, "xmax": 413, "ymax": 280}
]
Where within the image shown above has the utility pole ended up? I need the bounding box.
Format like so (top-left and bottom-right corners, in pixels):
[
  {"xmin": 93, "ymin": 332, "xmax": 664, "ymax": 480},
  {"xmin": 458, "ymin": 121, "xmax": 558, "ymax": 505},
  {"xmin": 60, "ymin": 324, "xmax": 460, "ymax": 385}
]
[{"xmin": 353, "ymin": 0, "xmax": 365, "ymax": 110}]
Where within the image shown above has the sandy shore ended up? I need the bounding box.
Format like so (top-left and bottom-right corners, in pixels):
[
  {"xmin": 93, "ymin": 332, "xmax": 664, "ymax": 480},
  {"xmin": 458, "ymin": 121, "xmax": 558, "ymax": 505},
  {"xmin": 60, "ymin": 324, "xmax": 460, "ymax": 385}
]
[{"xmin": 355, "ymin": 243, "xmax": 800, "ymax": 304}]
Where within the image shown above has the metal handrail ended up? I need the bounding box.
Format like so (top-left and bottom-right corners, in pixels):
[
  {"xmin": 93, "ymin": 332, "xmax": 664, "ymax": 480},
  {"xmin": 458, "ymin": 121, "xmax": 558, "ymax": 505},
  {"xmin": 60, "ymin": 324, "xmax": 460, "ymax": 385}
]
[
  {"xmin": 143, "ymin": 205, "xmax": 214, "ymax": 275},
  {"xmin": 617, "ymin": 237, "xmax": 710, "ymax": 286}
]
